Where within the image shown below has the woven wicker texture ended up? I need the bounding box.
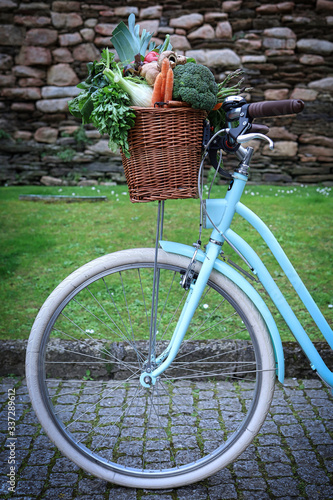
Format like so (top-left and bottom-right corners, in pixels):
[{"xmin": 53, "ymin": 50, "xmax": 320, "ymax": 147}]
[{"xmin": 121, "ymin": 106, "xmax": 206, "ymax": 203}]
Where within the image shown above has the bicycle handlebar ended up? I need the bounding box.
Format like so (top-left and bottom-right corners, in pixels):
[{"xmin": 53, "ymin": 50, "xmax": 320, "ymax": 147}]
[{"xmin": 247, "ymin": 99, "xmax": 304, "ymax": 119}]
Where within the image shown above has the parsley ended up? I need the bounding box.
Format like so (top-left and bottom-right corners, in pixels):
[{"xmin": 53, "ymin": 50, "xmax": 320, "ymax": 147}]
[
  {"xmin": 90, "ymin": 86, "xmax": 135, "ymax": 158},
  {"xmin": 68, "ymin": 49, "xmax": 136, "ymax": 157}
]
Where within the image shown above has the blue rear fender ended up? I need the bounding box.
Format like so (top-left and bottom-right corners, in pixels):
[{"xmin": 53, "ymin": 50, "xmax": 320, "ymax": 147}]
[{"xmin": 160, "ymin": 240, "xmax": 285, "ymax": 384}]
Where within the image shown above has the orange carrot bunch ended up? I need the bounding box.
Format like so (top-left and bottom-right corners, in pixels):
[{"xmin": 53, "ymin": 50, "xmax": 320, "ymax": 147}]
[{"xmin": 151, "ymin": 58, "xmax": 174, "ymax": 106}]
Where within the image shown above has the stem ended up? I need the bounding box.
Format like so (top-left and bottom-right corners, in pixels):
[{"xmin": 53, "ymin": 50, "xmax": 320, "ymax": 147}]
[{"xmin": 106, "ymin": 48, "xmax": 110, "ymax": 70}]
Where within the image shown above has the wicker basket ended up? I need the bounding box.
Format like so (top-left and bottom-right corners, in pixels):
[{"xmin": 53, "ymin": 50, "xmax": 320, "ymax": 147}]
[{"xmin": 120, "ymin": 106, "xmax": 207, "ymax": 203}]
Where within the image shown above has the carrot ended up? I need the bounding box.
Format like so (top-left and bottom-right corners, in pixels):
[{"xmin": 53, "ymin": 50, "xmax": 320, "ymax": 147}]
[
  {"xmin": 161, "ymin": 57, "xmax": 170, "ymax": 79},
  {"xmin": 166, "ymin": 100, "xmax": 191, "ymax": 107},
  {"xmin": 160, "ymin": 58, "xmax": 170, "ymax": 101},
  {"xmin": 151, "ymin": 72, "xmax": 163, "ymax": 105},
  {"xmin": 164, "ymin": 67, "xmax": 174, "ymax": 102},
  {"xmin": 212, "ymin": 102, "xmax": 222, "ymax": 111}
]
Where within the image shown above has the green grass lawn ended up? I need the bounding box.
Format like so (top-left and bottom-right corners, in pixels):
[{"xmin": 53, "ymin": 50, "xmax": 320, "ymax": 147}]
[{"xmin": 0, "ymin": 183, "xmax": 332, "ymax": 342}]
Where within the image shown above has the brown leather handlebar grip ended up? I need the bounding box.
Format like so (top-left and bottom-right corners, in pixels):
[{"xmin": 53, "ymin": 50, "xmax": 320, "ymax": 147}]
[{"xmin": 248, "ymin": 99, "xmax": 305, "ymax": 118}]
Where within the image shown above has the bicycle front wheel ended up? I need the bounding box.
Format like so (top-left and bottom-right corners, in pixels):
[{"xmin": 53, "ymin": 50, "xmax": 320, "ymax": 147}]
[{"xmin": 26, "ymin": 248, "xmax": 275, "ymax": 489}]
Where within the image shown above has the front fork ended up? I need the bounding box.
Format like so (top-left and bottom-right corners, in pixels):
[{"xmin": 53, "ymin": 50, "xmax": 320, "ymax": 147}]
[
  {"xmin": 140, "ymin": 171, "xmax": 248, "ymax": 388},
  {"xmin": 140, "ymin": 240, "xmax": 222, "ymax": 387}
]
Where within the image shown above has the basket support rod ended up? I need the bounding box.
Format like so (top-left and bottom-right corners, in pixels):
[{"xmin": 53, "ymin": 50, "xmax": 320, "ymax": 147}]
[{"xmin": 148, "ymin": 200, "xmax": 164, "ymax": 369}]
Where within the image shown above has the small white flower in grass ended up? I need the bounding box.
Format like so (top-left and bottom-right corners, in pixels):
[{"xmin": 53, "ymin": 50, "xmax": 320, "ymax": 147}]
[
  {"xmin": 91, "ymin": 186, "xmax": 96, "ymax": 190},
  {"xmin": 203, "ymin": 304, "xmax": 209, "ymax": 309},
  {"xmin": 85, "ymin": 329, "xmax": 95, "ymax": 333},
  {"xmin": 111, "ymin": 191, "xmax": 115, "ymax": 195},
  {"xmin": 122, "ymin": 192, "xmax": 127, "ymax": 196},
  {"xmin": 328, "ymin": 304, "xmax": 333, "ymax": 309},
  {"xmin": 72, "ymin": 192, "xmax": 75, "ymax": 196},
  {"xmin": 58, "ymin": 188, "xmax": 62, "ymax": 192}
]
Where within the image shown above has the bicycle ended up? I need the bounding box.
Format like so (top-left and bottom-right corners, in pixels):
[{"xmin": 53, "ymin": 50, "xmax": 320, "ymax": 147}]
[{"xmin": 26, "ymin": 96, "xmax": 332, "ymax": 489}]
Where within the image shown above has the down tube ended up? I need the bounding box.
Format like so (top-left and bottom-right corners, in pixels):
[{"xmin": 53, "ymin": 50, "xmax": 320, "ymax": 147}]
[
  {"xmin": 235, "ymin": 202, "xmax": 333, "ymax": 348},
  {"xmin": 224, "ymin": 238, "xmax": 333, "ymax": 387}
]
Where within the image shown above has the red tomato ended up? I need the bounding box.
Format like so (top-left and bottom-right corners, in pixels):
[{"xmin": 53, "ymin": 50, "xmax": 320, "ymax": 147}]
[{"xmin": 144, "ymin": 51, "xmax": 159, "ymax": 63}]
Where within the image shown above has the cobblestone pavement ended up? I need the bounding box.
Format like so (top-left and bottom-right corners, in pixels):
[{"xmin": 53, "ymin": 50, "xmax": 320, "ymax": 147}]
[{"xmin": 0, "ymin": 377, "xmax": 332, "ymax": 500}]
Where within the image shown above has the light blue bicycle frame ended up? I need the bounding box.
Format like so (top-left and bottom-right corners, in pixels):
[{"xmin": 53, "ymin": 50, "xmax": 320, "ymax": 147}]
[{"xmin": 140, "ymin": 170, "xmax": 333, "ymax": 389}]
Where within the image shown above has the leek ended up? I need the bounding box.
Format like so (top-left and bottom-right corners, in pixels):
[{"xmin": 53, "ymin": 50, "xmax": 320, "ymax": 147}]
[
  {"xmin": 104, "ymin": 67, "xmax": 153, "ymax": 107},
  {"xmin": 111, "ymin": 13, "xmax": 155, "ymax": 63}
]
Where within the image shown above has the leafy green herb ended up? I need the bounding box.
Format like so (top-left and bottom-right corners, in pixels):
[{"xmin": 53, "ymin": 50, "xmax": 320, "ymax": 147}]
[
  {"xmin": 68, "ymin": 48, "xmax": 136, "ymax": 157},
  {"xmin": 90, "ymin": 86, "xmax": 135, "ymax": 158}
]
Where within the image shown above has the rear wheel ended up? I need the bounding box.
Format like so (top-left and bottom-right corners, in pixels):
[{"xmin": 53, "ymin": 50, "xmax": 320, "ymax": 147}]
[{"xmin": 26, "ymin": 248, "xmax": 275, "ymax": 489}]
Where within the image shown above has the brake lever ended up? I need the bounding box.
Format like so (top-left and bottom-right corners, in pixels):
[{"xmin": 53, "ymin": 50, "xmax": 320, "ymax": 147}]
[{"xmin": 237, "ymin": 132, "xmax": 274, "ymax": 150}]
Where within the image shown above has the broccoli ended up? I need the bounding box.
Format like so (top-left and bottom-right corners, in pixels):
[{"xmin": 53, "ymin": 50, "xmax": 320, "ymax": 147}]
[{"xmin": 172, "ymin": 62, "xmax": 218, "ymax": 112}]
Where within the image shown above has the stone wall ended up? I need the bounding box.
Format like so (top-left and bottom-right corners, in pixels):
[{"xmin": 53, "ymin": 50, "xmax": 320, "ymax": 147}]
[{"xmin": 0, "ymin": 0, "xmax": 332, "ymax": 186}]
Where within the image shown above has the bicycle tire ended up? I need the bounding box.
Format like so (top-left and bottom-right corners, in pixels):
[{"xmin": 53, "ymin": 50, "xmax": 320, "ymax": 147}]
[{"xmin": 26, "ymin": 248, "xmax": 275, "ymax": 489}]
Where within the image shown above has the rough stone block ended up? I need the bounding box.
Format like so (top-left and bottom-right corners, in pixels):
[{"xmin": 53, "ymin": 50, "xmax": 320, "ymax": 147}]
[
  {"xmin": 308, "ymin": 77, "xmax": 333, "ymax": 91},
  {"xmin": 52, "ymin": 47, "xmax": 74, "ymax": 63},
  {"xmin": 263, "ymin": 141, "xmax": 298, "ymax": 157},
  {"xmin": 40, "ymin": 175, "xmax": 64, "ymax": 185},
  {"xmin": 58, "ymin": 32, "xmax": 82, "ymax": 46},
  {"xmin": 114, "ymin": 6, "xmax": 139, "ymax": 16},
  {"xmin": 11, "ymin": 102, "xmax": 35, "ymax": 111},
  {"xmin": 0, "ymin": 0, "xmax": 17, "ymax": 9},
  {"xmin": 80, "ymin": 28, "xmax": 95, "ymax": 42},
  {"xmin": 316, "ymin": 0, "xmax": 333, "ymax": 12},
  {"xmin": 264, "ymin": 88, "xmax": 290, "ymax": 100},
  {"xmin": 73, "ymin": 43, "xmax": 100, "ymax": 62},
  {"xmin": 263, "ymin": 27, "xmax": 296, "ymax": 38},
  {"xmin": 204, "ymin": 12, "xmax": 228, "ymax": 23},
  {"xmin": 51, "ymin": 12, "xmax": 83, "ymax": 29},
  {"xmin": 95, "ymin": 23, "xmax": 117, "ymax": 36},
  {"xmin": 299, "ymin": 54, "xmax": 325, "ymax": 65},
  {"xmin": 0, "ymin": 74, "xmax": 15, "ymax": 87},
  {"xmin": 297, "ymin": 38, "xmax": 333, "ymax": 54},
  {"xmin": 299, "ymin": 144, "xmax": 333, "ymax": 157},
  {"xmin": 188, "ymin": 24, "xmax": 215, "ymax": 40},
  {"xmin": 41, "ymin": 86, "xmax": 80, "ymax": 98},
  {"xmin": 139, "ymin": 6, "xmax": 163, "ymax": 19},
  {"xmin": 47, "ymin": 63, "xmax": 79, "ymax": 86},
  {"xmin": 19, "ymin": 77, "xmax": 44, "ymax": 87},
  {"xmin": 206, "ymin": 49, "xmax": 241, "ymax": 68},
  {"xmin": 0, "ymin": 24, "xmax": 25, "ymax": 45},
  {"xmin": 290, "ymin": 88, "xmax": 318, "ymax": 101},
  {"xmin": 15, "ymin": 46, "xmax": 51, "ymax": 65},
  {"xmin": 138, "ymin": 20, "xmax": 159, "ymax": 35},
  {"xmin": 25, "ymin": 28, "xmax": 57, "ymax": 46},
  {"xmin": 170, "ymin": 14, "xmax": 203, "ymax": 30},
  {"xmin": 215, "ymin": 21, "xmax": 232, "ymax": 39},
  {"xmin": 52, "ymin": 1, "xmax": 81, "ymax": 12},
  {"xmin": 14, "ymin": 15, "xmax": 51, "ymax": 27},
  {"xmin": 34, "ymin": 127, "xmax": 58, "ymax": 143},
  {"xmin": 268, "ymin": 127, "xmax": 298, "ymax": 141},
  {"xmin": 36, "ymin": 98, "xmax": 70, "ymax": 113},
  {"xmin": 12, "ymin": 65, "xmax": 45, "ymax": 78},
  {"xmin": 222, "ymin": 1, "xmax": 242, "ymax": 12},
  {"xmin": 170, "ymin": 34, "xmax": 191, "ymax": 51},
  {"xmin": 2, "ymin": 87, "xmax": 41, "ymax": 100},
  {"xmin": 0, "ymin": 53, "xmax": 13, "ymax": 70}
]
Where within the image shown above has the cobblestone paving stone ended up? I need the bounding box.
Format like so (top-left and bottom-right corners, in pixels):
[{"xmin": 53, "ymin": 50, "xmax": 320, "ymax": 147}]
[{"xmin": 0, "ymin": 377, "xmax": 332, "ymax": 499}]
